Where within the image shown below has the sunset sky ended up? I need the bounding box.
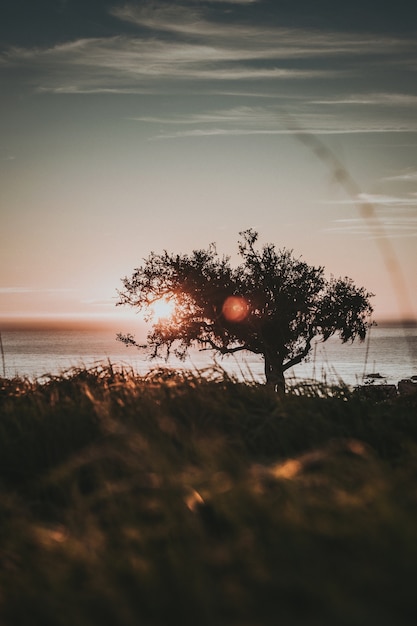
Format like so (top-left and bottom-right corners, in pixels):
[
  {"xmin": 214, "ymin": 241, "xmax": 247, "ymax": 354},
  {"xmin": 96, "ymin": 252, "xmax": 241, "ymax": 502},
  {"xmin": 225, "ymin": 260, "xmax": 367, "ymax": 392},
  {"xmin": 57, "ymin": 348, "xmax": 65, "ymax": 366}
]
[{"xmin": 1, "ymin": 0, "xmax": 417, "ymax": 329}]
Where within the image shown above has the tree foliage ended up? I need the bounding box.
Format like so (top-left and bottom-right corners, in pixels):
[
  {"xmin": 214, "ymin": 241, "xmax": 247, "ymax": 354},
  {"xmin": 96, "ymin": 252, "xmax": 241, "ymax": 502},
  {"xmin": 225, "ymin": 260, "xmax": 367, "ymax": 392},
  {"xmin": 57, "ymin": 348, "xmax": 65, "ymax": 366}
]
[{"xmin": 117, "ymin": 230, "xmax": 374, "ymax": 393}]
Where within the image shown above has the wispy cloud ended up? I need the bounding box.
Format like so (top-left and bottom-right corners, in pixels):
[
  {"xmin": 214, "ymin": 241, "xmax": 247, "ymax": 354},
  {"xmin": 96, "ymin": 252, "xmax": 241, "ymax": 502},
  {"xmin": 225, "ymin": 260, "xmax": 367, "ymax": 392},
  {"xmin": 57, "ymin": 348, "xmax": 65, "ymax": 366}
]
[
  {"xmin": 109, "ymin": 3, "xmax": 415, "ymax": 59},
  {"xmin": 1, "ymin": 0, "xmax": 416, "ymax": 144},
  {"xmin": 327, "ymin": 215, "xmax": 417, "ymax": 238},
  {"xmin": 80, "ymin": 298, "xmax": 114, "ymax": 307},
  {"xmin": 3, "ymin": 36, "xmax": 339, "ymax": 90},
  {"xmin": 132, "ymin": 105, "xmax": 317, "ymax": 126},
  {"xmin": 382, "ymin": 169, "xmax": 417, "ymax": 182},
  {"xmin": 310, "ymin": 93, "xmax": 417, "ymax": 106},
  {"xmin": 132, "ymin": 104, "xmax": 417, "ymax": 138},
  {"xmin": 325, "ymin": 192, "xmax": 417, "ymax": 238},
  {"xmin": 152, "ymin": 127, "xmax": 417, "ymax": 140},
  {"xmin": 0, "ymin": 287, "xmax": 75, "ymax": 294},
  {"xmin": 331, "ymin": 192, "xmax": 417, "ymax": 207},
  {"xmin": 2, "ymin": 0, "xmax": 416, "ymax": 97}
]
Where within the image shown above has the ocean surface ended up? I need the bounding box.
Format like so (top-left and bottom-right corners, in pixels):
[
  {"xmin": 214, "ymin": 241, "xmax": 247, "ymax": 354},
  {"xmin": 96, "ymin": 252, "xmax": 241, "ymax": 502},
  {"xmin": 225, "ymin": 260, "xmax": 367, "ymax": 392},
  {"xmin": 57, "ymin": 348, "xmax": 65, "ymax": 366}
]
[{"xmin": 1, "ymin": 325, "xmax": 416, "ymax": 388}]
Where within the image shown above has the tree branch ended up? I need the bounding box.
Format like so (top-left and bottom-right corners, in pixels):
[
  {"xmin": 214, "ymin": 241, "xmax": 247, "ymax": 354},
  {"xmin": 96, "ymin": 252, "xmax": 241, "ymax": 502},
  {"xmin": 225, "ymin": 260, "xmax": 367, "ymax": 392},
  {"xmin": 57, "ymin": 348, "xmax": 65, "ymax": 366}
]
[
  {"xmin": 199, "ymin": 338, "xmax": 247, "ymax": 355},
  {"xmin": 282, "ymin": 332, "xmax": 315, "ymax": 372}
]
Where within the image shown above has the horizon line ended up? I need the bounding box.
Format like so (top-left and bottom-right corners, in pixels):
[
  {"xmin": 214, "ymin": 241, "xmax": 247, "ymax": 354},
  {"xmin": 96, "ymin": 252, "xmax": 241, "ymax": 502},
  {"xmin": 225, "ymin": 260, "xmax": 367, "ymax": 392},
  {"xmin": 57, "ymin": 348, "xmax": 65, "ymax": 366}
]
[{"xmin": 0, "ymin": 314, "xmax": 415, "ymax": 332}]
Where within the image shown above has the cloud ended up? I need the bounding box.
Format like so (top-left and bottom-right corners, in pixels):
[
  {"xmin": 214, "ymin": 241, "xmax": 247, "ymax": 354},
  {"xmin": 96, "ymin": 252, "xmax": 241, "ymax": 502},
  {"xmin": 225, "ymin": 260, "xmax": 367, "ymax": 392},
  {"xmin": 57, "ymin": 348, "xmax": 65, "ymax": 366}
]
[
  {"xmin": 110, "ymin": 3, "xmax": 211, "ymax": 36},
  {"xmin": 108, "ymin": 3, "xmax": 415, "ymax": 59},
  {"xmin": 0, "ymin": 287, "xmax": 74, "ymax": 294},
  {"xmin": 310, "ymin": 93, "xmax": 417, "ymax": 106},
  {"xmin": 2, "ymin": 0, "xmax": 416, "ymax": 145},
  {"xmin": 111, "ymin": 0, "xmax": 260, "ymax": 32},
  {"xmin": 325, "ymin": 191, "xmax": 417, "ymax": 238},
  {"xmin": 3, "ymin": 0, "xmax": 416, "ymax": 97},
  {"xmin": 131, "ymin": 105, "xmax": 417, "ymax": 138},
  {"xmin": 360, "ymin": 193, "xmax": 417, "ymax": 206},
  {"xmin": 132, "ymin": 105, "xmax": 271, "ymax": 124},
  {"xmin": 81, "ymin": 298, "xmax": 115, "ymax": 307},
  {"xmin": 132, "ymin": 104, "xmax": 416, "ymax": 126},
  {"xmin": 327, "ymin": 215, "xmax": 417, "ymax": 238},
  {"xmin": 4, "ymin": 32, "xmax": 344, "ymax": 96},
  {"xmin": 331, "ymin": 193, "xmax": 417, "ymax": 207},
  {"xmin": 37, "ymin": 86, "xmax": 156, "ymax": 94},
  {"xmin": 152, "ymin": 127, "xmax": 417, "ymax": 140},
  {"xmin": 382, "ymin": 169, "xmax": 417, "ymax": 182}
]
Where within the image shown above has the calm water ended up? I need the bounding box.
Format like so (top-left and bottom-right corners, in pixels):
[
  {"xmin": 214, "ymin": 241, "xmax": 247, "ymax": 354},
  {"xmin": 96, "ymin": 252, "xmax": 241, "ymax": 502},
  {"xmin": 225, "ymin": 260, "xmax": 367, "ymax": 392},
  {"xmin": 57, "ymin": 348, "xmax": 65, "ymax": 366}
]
[{"xmin": 1, "ymin": 326, "xmax": 416, "ymax": 387}]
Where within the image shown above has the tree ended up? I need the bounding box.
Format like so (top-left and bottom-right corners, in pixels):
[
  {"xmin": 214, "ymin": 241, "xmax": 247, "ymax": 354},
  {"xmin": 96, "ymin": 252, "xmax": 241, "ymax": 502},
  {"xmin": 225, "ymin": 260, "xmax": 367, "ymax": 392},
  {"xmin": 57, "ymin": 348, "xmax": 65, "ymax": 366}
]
[{"xmin": 117, "ymin": 230, "xmax": 374, "ymax": 394}]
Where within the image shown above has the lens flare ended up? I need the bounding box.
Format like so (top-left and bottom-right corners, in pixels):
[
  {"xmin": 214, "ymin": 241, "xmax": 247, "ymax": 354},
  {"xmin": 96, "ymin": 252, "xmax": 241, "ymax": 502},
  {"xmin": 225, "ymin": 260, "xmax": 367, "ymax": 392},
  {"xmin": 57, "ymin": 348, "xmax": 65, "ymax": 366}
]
[{"xmin": 222, "ymin": 296, "xmax": 249, "ymax": 323}]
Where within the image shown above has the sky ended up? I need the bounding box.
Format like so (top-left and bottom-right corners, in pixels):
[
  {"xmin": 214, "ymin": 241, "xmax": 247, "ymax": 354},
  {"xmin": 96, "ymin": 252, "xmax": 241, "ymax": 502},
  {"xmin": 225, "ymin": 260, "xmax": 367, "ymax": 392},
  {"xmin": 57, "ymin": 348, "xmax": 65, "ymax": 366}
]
[{"xmin": 1, "ymin": 0, "xmax": 417, "ymax": 330}]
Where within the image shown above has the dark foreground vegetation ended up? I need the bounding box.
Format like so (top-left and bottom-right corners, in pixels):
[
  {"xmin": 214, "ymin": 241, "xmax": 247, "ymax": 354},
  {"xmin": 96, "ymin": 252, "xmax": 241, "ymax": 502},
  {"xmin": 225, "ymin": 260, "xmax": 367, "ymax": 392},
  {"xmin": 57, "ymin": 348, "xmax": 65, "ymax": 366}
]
[{"xmin": 1, "ymin": 366, "xmax": 417, "ymax": 626}]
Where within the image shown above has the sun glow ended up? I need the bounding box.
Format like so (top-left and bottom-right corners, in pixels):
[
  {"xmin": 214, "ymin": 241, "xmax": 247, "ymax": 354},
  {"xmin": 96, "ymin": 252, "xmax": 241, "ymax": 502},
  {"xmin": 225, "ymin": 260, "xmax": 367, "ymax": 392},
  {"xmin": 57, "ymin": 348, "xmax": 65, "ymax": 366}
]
[{"xmin": 151, "ymin": 297, "xmax": 176, "ymax": 321}]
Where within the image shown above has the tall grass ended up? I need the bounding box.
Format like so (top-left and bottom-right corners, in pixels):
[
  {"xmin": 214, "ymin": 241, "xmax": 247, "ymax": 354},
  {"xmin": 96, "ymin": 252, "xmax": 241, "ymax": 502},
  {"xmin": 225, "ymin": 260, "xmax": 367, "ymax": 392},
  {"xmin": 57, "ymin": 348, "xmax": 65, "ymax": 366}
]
[{"xmin": 1, "ymin": 365, "xmax": 416, "ymax": 625}]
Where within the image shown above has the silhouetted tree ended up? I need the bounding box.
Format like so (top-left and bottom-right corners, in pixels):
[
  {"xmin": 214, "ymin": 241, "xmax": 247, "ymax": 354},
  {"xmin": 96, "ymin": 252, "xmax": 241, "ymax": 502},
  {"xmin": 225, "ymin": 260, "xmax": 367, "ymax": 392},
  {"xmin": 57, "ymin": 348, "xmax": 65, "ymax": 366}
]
[{"xmin": 117, "ymin": 230, "xmax": 373, "ymax": 394}]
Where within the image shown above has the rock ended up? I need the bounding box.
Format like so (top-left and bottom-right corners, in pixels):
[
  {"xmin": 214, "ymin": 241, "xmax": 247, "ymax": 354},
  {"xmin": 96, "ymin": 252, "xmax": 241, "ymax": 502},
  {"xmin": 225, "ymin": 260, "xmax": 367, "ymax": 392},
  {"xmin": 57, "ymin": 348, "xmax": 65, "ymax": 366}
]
[{"xmin": 398, "ymin": 379, "xmax": 417, "ymax": 396}]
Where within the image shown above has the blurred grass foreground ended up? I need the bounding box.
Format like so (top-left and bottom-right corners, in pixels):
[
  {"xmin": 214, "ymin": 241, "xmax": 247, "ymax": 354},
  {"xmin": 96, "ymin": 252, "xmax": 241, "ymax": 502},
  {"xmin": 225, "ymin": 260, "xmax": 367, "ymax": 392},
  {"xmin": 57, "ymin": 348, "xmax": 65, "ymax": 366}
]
[{"xmin": 1, "ymin": 365, "xmax": 417, "ymax": 626}]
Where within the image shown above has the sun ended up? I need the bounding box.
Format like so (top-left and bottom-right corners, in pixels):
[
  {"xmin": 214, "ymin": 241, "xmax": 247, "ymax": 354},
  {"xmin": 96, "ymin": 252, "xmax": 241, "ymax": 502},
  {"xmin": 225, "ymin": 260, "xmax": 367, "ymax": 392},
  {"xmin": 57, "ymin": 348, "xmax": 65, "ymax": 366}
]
[{"xmin": 151, "ymin": 297, "xmax": 176, "ymax": 321}]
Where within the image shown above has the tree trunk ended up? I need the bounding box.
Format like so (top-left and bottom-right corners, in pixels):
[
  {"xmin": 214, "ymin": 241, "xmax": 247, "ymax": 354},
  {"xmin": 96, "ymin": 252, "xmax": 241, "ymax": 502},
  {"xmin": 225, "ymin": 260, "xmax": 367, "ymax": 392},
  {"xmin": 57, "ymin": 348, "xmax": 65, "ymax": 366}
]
[{"xmin": 264, "ymin": 353, "xmax": 285, "ymax": 396}]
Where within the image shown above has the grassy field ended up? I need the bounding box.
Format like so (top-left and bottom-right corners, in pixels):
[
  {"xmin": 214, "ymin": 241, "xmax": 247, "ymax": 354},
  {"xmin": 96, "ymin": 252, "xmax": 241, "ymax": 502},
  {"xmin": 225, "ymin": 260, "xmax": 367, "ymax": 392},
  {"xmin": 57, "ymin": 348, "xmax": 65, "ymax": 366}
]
[{"xmin": 1, "ymin": 365, "xmax": 416, "ymax": 626}]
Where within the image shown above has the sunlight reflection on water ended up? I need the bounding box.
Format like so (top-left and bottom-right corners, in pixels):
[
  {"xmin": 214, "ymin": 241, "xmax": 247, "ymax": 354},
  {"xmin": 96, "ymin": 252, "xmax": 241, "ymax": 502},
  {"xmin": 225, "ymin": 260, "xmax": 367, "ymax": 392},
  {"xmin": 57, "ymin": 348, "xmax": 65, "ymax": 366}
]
[{"xmin": 1, "ymin": 326, "xmax": 416, "ymax": 387}]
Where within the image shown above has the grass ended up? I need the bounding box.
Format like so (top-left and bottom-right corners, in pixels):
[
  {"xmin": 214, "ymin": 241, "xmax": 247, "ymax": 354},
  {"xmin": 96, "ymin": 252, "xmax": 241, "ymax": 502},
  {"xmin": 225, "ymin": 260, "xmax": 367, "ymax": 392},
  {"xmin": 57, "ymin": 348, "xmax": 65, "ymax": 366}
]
[{"xmin": 0, "ymin": 365, "xmax": 417, "ymax": 626}]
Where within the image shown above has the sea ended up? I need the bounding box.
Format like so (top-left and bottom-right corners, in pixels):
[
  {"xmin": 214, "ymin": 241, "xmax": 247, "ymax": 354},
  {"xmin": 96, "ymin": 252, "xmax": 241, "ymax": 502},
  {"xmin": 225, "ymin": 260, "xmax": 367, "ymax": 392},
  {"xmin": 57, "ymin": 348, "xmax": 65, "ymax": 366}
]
[{"xmin": 1, "ymin": 325, "xmax": 416, "ymax": 388}]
